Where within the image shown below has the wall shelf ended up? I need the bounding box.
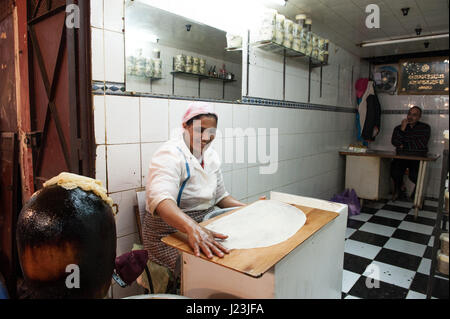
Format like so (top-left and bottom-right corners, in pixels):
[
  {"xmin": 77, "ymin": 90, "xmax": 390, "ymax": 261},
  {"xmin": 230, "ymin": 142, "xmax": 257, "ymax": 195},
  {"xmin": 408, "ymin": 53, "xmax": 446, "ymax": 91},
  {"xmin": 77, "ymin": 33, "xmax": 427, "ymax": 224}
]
[
  {"xmin": 225, "ymin": 46, "xmax": 243, "ymax": 52},
  {"xmin": 170, "ymin": 71, "xmax": 209, "ymax": 80},
  {"xmin": 251, "ymin": 40, "xmax": 328, "ymax": 68},
  {"xmin": 247, "ymin": 35, "xmax": 329, "ymax": 102}
]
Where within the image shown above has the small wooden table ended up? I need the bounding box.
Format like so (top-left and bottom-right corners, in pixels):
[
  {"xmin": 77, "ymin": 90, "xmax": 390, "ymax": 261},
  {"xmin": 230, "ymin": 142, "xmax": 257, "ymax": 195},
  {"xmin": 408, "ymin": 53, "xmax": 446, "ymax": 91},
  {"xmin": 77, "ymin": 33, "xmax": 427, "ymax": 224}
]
[
  {"xmin": 162, "ymin": 194, "xmax": 347, "ymax": 299},
  {"xmin": 339, "ymin": 150, "xmax": 440, "ymax": 218}
]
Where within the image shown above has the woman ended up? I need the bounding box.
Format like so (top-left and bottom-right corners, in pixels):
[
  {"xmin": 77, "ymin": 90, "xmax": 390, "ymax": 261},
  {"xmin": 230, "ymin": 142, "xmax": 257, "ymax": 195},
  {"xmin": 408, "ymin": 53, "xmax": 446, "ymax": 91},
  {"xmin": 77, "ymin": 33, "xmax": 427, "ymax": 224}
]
[{"xmin": 143, "ymin": 102, "xmax": 246, "ymax": 276}]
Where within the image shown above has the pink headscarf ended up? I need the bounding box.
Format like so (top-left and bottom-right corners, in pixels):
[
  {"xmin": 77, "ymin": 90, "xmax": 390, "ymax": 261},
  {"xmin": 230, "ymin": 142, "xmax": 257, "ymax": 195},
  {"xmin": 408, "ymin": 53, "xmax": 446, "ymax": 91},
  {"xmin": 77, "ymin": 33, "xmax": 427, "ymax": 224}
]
[
  {"xmin": 182, "ymin": 102, "xmax": 217, "ymax": 126},
  {"xmin": 355, "ymin": 78, "xmax": 369, "ymax": 99}
]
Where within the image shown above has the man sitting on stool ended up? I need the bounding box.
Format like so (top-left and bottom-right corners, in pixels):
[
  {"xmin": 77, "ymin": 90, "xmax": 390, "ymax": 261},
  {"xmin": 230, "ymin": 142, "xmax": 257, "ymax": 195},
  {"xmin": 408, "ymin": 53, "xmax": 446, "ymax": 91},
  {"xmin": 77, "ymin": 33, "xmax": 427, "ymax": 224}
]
[{"xmin": 391, "ymin": 106, "xmax": 431, "ymax": 201}]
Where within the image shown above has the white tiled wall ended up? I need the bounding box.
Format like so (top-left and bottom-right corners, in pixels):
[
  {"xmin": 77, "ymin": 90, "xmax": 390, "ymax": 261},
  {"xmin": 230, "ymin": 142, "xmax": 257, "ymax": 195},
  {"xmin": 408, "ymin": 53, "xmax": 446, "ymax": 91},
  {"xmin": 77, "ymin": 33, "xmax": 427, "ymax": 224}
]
[
  {"xmin": 369, "ymin": 94, "xmax": 449, "ymax": 197},
  {"xmin": 91, "ymin": 0, "xmax": 358, "ymax": 299},
  {"xmin": 94, "ymin": 97, "xmax": 355, "ymax": 275},
  {"xmin": 247, "ymin": 41, "xmax": 362, "ymax": 109}
]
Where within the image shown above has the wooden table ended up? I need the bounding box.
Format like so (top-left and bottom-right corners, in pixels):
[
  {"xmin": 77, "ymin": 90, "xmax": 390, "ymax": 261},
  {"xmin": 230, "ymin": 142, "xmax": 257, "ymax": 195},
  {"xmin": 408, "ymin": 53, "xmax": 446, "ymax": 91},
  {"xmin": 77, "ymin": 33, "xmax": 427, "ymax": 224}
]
[
  {"xmin": 162, "ymin": 194, "xmax": 347, "ymax": 299},
  {"xmin": 339, "ymin": 150, "xmax": 439, "ymax": 218}
]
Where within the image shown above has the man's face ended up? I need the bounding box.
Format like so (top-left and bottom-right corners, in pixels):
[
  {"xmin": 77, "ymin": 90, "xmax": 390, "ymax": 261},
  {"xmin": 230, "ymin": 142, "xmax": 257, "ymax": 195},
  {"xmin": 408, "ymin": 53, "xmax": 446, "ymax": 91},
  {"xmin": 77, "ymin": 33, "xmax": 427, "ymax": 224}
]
[{"xmin": 407, "ymin": 107, "xmax": 421, "ymax": 125}]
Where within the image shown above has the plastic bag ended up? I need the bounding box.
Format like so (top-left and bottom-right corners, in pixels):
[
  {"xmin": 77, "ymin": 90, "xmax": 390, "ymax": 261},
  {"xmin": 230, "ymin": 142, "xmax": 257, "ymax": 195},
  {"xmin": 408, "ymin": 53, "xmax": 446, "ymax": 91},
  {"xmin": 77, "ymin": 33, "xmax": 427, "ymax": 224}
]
[{"xmin": 330, "ymin": 189, "xmax": 361, "ymax": 216}]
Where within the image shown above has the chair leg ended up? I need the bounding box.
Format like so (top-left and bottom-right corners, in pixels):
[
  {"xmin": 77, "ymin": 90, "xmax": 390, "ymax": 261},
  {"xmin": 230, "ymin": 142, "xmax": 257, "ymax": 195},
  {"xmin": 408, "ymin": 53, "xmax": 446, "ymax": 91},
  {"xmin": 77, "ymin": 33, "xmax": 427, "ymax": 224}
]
[{"xmin": 144, "ymin": 265, "xmax": 154, "ymax": 295}]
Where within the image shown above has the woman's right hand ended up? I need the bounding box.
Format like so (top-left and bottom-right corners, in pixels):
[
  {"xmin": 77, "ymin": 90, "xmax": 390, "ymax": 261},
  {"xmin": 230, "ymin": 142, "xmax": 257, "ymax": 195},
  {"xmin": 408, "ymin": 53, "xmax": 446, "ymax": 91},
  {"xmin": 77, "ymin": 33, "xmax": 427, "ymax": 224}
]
[{"xmin": 186, "ymin": 222, "xmax": 230, "ymax": 259}]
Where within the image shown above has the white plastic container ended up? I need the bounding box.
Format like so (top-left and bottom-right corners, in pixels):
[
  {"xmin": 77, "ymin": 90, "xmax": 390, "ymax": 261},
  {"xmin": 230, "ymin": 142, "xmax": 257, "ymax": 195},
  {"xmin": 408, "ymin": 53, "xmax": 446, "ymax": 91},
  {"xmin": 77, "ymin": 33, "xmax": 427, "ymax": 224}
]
[
  {"xmin": 226, "ymin": 33, "xmax": 243, "ymax": 49},
  {"xmin": 174, "ymin": 54, "xmax": 185, "ymax": 72}
]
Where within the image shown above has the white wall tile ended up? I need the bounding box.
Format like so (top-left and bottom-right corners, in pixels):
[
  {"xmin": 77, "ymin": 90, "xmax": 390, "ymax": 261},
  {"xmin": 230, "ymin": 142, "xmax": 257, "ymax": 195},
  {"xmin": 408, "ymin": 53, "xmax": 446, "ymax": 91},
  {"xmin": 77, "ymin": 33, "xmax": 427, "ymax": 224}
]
[
  {"xmin": 111, "ymin": 190, "xmax": 138, "ymax": 238},
  {"xmin": 105, "ymin": 96, "xmax": 140, "ymax": 144},
  {"xmin": 91, "ymin": 28, "xmax": 104, "ymax": 81},
  {"xmin": 232, "ymin": 168, "xmax": 248, "ymax": 200},
  {"xmin": 107, "ymin": 144, "xmax": 141, "ymax": 192},
  {"xmin": 217, "ymin": 138, "xmax": 234, "ymax": 172},
  {"xmin": 140, "ymin": 97, "xmax": 169, "ymax": 143},
  {"xmin": 215, "ymin": 103, "xmax": 233, "ymax": 132},
  {"xmin": 232, "ymin": 104, "xmax": 248, "ymax": 131},
  {"xmin": 285, "ymin": 74, "xmax": 308, "ymax": 103},
  {"xmin": 168, "ymin": 99, "xmax": 189, "ymax": 138},
  {"xmin": 93, "ymin": 95, "xmax": 106, "ymax": 144},
  {"xmin": 141, "ymin": 142, "xmax": 164, "ymax": 185},
  {"xmin": 95, "ymin": 145, "xmax": 107, "ymax": 188},
  {"xmin": 90, "ymin": 0, "xmax": 103, "ymax": 28},
  {"xmin": 103, "ymin": 0, "xmax": 124, "ymax": 33},
  {"xmin": 116, "ymin": 231, "xmax": 141, "ymax": 256},
  {"xmin": 222, "ymin": 171, "xmax": 233, "ymax": 196},
  {"xmin": 104, "ymin": 30, "xmax": 125, "ymax": 83}
]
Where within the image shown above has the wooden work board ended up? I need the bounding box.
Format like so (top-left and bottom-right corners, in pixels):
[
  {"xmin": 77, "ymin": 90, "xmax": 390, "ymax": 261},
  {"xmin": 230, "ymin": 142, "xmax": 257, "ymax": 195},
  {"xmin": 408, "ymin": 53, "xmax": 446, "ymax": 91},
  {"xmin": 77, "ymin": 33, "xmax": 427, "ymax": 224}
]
[{"xmin": 162, "ymin": 202, "xmax": 339, "ymax": 278}]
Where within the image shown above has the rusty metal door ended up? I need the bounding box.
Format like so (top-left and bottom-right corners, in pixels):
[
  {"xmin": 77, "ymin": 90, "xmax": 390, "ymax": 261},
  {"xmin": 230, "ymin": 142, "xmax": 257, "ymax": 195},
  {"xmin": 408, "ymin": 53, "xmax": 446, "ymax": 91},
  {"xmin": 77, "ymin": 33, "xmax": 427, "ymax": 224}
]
[
  {"xmin": 0, "ymin": 0, "xmax": 19, "ymax": 298},
  {"xmin": 27, "ymin": 0, "xmax": 94, "ymax": 190},
  {"xmin": 0, "ymin": 0, "xmax": 94, "ymax": 297}
]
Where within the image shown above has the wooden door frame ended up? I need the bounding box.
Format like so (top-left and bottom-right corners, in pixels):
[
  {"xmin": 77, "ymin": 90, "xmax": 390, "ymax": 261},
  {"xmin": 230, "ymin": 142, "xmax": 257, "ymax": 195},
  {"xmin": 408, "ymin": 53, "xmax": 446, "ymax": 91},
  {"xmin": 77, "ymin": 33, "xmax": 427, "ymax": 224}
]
[
  {"xmin": 19, "ymin": 0, "xmax": 94, "ymax": 196},
  {"xmin": 14, "ymin": 0, "xmax": 34, "ymax": 203},
  {"xmin": 67, "ymin": 0, "xmax": 95, "ymax": 179}
]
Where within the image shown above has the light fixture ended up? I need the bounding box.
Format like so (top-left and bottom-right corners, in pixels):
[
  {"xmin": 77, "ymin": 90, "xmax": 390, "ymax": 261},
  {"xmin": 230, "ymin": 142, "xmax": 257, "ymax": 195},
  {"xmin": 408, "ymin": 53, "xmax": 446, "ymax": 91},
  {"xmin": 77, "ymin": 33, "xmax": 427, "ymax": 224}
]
[
  {"xmin": 415, "ymin": 27, "xmax": 422, "ymax": 36},
  {"xmin": 359, "ymin": 33, "xmax": 449, "ymax": 47}
]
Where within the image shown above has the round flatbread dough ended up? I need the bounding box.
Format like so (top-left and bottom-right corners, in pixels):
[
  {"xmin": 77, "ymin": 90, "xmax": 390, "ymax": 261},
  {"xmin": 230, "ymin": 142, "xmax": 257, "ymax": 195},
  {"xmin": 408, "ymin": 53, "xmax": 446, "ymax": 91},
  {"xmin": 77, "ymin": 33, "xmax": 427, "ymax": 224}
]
[{"xmin": 205, "ymin": 200, "xmax": 306, "ymax": 250}]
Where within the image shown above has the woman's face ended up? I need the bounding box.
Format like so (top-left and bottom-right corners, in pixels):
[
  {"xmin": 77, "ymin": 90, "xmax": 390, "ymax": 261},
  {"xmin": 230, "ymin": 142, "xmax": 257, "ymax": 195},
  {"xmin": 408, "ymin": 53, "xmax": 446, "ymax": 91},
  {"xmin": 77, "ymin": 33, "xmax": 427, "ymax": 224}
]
[{"xmin": 183, "ymin": 115, "xmax": 217, "ymax": 158}]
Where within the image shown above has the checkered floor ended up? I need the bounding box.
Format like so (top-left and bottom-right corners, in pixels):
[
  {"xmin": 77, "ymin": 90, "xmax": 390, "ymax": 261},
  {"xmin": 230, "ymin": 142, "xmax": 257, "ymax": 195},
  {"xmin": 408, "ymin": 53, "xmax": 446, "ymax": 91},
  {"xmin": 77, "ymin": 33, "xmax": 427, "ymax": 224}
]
[{"xmin": 342, "ymin": 198, "xmax": 449, "ymax": 299}]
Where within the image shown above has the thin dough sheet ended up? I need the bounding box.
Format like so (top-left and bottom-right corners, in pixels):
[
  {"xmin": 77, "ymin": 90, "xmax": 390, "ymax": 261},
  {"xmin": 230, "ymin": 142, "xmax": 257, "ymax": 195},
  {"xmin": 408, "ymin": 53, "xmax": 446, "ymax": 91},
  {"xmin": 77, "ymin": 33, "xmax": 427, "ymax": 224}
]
[{"xmin": 205, "ymin": 200, "xmax": 306, "ymax": 250}]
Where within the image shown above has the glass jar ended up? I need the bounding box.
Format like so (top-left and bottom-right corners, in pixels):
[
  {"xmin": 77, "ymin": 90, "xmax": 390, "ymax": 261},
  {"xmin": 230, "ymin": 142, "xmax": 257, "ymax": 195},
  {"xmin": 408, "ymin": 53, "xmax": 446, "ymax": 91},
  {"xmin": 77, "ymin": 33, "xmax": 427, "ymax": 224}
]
[
  {"xmin": 135, "ymin": 49, "xmax": 147, "ymax": 77},
  {"xmin": 199, "ymin": 58, "xmax": 206, "ymax": 75},
  {"xmin": 300, "ymin": 18, "xmax": 310, "ymax": 55},
  {"xmin": 153, "ymin": 59, "xmax": 162, "ymax": 78},
  {"xmin": 192, "ymin": 57, "xmax": 200, "ymax": 74},
  {"xmin": 145, "ymin": 58, "xmax": 154, "ymax": 78},
  {"xmin": 126, "ymin": 56, "xmax": 136, "ymax": 75},
  {"xmin": 174, "ymin": 54, "xmax": 185, "ymax": 72},
  {"xmin": 283, "ymin": 19, "xmax": 293, "ymax": 48},
  {"xmin": 274, "ymin": 13, "xmax": 285, "ymax": 44},
  {"xmin": 311, "ymin": 33, "xmax": 319, "ymax": 59}
]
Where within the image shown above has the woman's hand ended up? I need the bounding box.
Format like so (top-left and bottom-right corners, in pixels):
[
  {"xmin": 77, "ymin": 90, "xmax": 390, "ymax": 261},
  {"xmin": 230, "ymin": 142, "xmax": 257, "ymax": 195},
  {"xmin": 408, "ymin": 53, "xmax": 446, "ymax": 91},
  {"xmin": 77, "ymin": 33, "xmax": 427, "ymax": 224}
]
[{"xmin": 186, "ymin": 222, "xmax": 230, "ymax": 259}]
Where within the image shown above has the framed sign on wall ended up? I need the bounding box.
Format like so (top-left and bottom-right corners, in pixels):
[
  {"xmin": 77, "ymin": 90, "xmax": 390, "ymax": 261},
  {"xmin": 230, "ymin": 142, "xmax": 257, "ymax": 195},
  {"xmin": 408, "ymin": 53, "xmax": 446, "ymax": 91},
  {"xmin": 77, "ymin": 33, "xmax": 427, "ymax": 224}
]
[{"xmin": 398, "ymin": 57, "xmax": 449, "ymax": 95}]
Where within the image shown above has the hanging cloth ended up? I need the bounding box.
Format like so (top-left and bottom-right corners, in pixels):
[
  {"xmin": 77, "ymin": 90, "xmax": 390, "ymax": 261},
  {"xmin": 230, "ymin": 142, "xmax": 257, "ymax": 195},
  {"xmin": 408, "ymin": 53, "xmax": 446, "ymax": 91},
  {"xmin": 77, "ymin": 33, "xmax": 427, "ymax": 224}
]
[{"xmin": 355, "ymin": 78, "xmax": 369, "ymax": 146}]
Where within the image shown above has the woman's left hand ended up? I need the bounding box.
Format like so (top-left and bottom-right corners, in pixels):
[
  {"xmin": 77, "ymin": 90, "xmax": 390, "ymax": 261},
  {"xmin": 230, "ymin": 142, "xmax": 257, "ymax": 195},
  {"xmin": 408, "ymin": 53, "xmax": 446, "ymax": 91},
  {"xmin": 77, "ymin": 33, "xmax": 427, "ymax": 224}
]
[{"xmin": 186, "ymin": 222, "xmax": 230, "ymax": 259}]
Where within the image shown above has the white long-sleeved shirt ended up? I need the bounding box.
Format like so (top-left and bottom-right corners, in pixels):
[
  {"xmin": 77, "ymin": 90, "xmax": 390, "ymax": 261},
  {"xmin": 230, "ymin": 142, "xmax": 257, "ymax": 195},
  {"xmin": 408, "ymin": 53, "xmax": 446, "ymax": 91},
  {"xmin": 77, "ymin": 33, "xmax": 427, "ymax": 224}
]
[{"xmin": 145, "ymin": 136, "xmax": 229, "ymax": 215}]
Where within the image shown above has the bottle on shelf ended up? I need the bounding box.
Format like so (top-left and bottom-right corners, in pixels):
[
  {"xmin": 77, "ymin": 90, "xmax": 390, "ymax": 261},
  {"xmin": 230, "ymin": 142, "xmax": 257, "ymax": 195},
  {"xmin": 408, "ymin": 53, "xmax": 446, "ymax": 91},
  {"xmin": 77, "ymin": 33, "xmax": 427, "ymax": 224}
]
[
  {"xmin": 304, "ymin": 18, "xmax": 313, "ymax": 57},
  {"xmin": 299, "ymin": 17, "xmax": 310, "ymax": 55},
  {"xmin": 135, "ymin": 48, "xmax": 147, "ymax": 77},
  {"xmin": 292, "ymin": 14, "xmax": 306, "ymax": 52}
]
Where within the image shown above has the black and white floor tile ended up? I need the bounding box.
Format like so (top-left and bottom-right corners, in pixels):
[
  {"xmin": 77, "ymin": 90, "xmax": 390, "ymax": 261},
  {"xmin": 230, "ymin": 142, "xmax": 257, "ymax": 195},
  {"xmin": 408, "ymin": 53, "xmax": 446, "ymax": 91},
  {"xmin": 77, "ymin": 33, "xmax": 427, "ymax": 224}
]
[{"xmin": 342, "ymin": 199, "xmax": 449, "ymax": 299}]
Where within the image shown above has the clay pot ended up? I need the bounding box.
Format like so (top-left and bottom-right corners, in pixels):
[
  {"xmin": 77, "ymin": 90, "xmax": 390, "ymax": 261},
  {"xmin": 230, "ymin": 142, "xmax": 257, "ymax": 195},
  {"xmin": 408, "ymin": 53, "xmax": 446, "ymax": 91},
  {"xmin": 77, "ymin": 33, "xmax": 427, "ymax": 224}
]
[{"xmin": 16, "ymin": 185, "xmax": 116, "ymax": 299}]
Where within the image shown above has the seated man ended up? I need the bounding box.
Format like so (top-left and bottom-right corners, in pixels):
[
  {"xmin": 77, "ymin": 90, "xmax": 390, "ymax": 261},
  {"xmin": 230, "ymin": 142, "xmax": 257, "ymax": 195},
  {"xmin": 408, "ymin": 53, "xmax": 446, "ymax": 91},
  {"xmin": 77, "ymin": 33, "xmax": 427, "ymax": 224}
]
[{"xmin": 390, "ymin": 106, "xmax": 431, "ymax": 200}]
